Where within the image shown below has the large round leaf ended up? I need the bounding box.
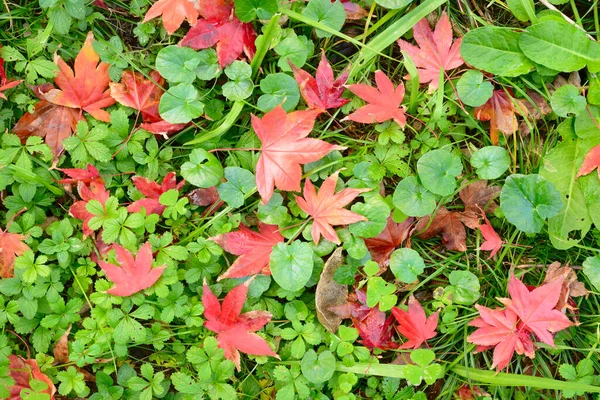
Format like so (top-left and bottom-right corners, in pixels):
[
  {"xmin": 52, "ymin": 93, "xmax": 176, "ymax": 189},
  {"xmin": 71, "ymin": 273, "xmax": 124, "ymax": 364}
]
[
  {"xmin": 156, "ymin": 46, "xmax": 202, "ymax": 83},
  {"xmin": 234, "ymin": 0, "xmax": 277, "ymax": 22},
  {"xmin": 270, "ymin": 242, "xmax": 314, "ymax": 291},
  {"xmin": 302, "ymin": 0, "xmax": 346, "ymax": 38},
  {"xmin": 447, "ymin": 270, "xmax": 480, "ymax": 305},
  {"xmin": 456, "ymin": 70, "xmax": 493, "ymax": 107},
  {"xmin": 417, "ymin": 149, "xmax": 463, "ymax": 196},
  {"xmin": 392, "ymin": 176, "xmax": 436, "ymax": 217},
  {"xmin": 550, "ymin": 84, "xmax": 586, "ymax": 117},
  {"xmin": 470, "ymin": 146, "xmax": 510, "ymax": 180},
  {"xmin": 389, "ymin": 248, "xmax": 425, "ymax": 283},
  {"xmin": 349, "ymin": 195, "xmax": 391, "ymax": 238},
  {"xmin": 301, "ymin": 350, "xmax": 336, "ymax": 384},
  {"xmin": 222, "ymin": 61, "xmax": 253, "ymax": 101},
  {"xmin": 180, "ymin": 149, "xmax": 224, "ymax": 188},
  {"xmin": 159, "ymin": 83, "xmax": 204, "ymax": 124},
  {"xmin": 257, "ymin": 73, "xmax": 300, "ymax": 112},
  {"xmin": 500, "ymin": 174, "xmax": 563, "ymax": 234},
  {"xmin": 461, "ymin": 27, "xmax": 534, "ymax": 77}
]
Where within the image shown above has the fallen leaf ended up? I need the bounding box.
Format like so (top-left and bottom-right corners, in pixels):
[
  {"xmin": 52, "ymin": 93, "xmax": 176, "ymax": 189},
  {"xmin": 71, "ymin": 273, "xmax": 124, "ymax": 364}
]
[
  {"xmin": 210, "ymin": 223, "xmax": 284, "ymax": 280},
  {"xmin": 0, "ymin": 227, "xmax": 30, "ymax": 278},
  {"xmin": 343, "ymin": 70, "xmax": 407, "ymax": 126},
  {"xmin": 455, "ymin": 385, "xmax": 490, "ymax": 400},
  {"xmin": 57, "ymin": 164, "xmax": 102, "ymax": 185},
  {"xmin": 143, "ymin": 0, "xmax": 199, "ymax": 34},
  {"xmin": 576, "ymin": 144, "xmax": 600, "ymax": 179},
  {"xmin": 69, "ymin": 179, "xmax": 110, "ymax": 238},
  {"xmin": 109, "ymin": 70, "xmax": 164, "ymax": 122},
  {"xmin": 203, "ymin": 278, "xmax": 278, "ymax": 370},
  {"xmin": 458, "ymin": 180, "xmax": 500, "ymax": 229},
  {"xmin": 364, "ymin": 215, "xmax": 414, "ymax": 269},
  {"xmin": 98, "ymin": 242, "xmax": 166, "ymax": 296},
  {"xmin": 414, "ymin": 207, "xmax": 467, "ymax": 252},
  {"xmin": 181, "ymin": 1, "xmax": 257, "ymax": 67},
  {"xmin": 139, "ymin": 120, "xmax": 187, "ymax": 137},
  {"xmin": 252, "ymin": 106, "xmax": 344, "ymax": 203},
  {"xmin": 187, "ymin": 186, "xmax": 220, "ymax": 206},
  {"xmin": 42, "ymin": 32, "xmax": 115, "ymax": 122},
  {"xmin": 12, "ymin": 99, "xmax": 80, "ymax": 156},
  {"xmin": 341, "ymin": 0, "xmax": 368, "ymax": 19},
  {"xmin": 474, "ymin": 89, "xmax": 526, "ymax": 145},
  {"xmin": 127, "ymin": 172, "xmax": 185, "ymax": 215},
  {"xmin": 315, "ymin": 248, "xmax": 348, "ymax": 333},
  {"xmin": 296, "ymin": 171, "xmax": 370, "ymax": 245},
  {"xmin": 392, "ymin": 295, "xmax": 438, "ymax": 349},
  {"xmin": 397, "ymin": 12, "xmax": 463, "ymax": 91},
  {"xmin": 53, "ymin": 324, "xmax": 72, "ymax": 364},
  {"xmin": 543, "ymin": 262, "xmax": 588, "ymax": 312},
  {"xmin": 7, "ymin": 355, "xmax": 56, "ymax": 399},
  {"xmin": 330, "ymin": 289, "xmax": 398, "ymax": 350},
  {"xmin": 290, "ymin": 50, "xmax": 349, "ymax": 112},
  {"xmin": 478, "ymin": 212, "xmax": 503, "ymax": 258}
]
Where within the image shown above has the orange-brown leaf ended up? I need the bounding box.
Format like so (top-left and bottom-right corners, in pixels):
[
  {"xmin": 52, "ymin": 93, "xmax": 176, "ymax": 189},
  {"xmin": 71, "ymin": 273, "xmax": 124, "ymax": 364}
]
[
  {"xmin": 459, "ymin": 180, "xmax": 500, "ymax": 229},
  {"xmin": 42, "ymin": 32, "xmax": 115, "ymax": 122},
  {"xmin": 364, "ymin": 215, "xmax": 414, "ymax": 269},
  {"xmin": 109, "ymin": 70, "xmax": 164, "ymax": 122},
  {"xmin": 143, "ymin": 0, "xmax": 199, "ymax": 35},
  {"xmin": 53, "ymin": 324, "xmax": 72, "ymax": 364},
  {"xmin": 474, "ymin": 90, "xmax": 526, "ymax": 145},
  {"xmin": 414, "ymin": 207, "xmax": 467, "ymax": 251},
  {"xmin": 0, "ymin": 229, "xmax": 30, "ymax": 278},
  {"xmin": 576, "ymin": 144, "xmax": 600, "ymax": 179}
]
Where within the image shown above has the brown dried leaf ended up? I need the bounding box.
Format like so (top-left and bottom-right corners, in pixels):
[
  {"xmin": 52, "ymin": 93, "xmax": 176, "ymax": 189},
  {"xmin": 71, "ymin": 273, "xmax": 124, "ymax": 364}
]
[
  {"xmin": 459, "ymin": 180, "xmax": 501, "ymax": 229},
  {"xmin": 543, "ymin": 262, "xmax": 588, "ymax": 312},
  {"xmin": 364, "ymin": 215, "xmax": 414, "ymax": 270},
  {"xmin": 414, "ymin": 207, "xmax": 466, "ymax": 251},
  {"xmin": 315, "ymin": 248, "xmax": 348, "ymax": 333},
  {"xmin": 53, "ymin": 324, "xmax": 72, "ymax": 364}
]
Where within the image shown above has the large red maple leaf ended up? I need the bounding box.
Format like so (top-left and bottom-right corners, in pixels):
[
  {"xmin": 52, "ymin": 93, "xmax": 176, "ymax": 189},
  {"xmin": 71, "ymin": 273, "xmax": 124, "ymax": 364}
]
[
  {"xmin": 392, "ymin": 295, "xmax": 438, "ymax": 349},
  {"xmin": 143, "ymin": 0, "xmax": 199, "ymax": 35},
  {"xmin": 127, "ymin": 172, "xmax": 185, "ymax": 215},
  {"xmin": 110, "ymin": 70, "xmax": 187, "ymax": 136},
  {"xmin": 203, "ymin": 279, "xmax": 278, "ymax": 370},
  {"xmin": 576, "ymin": 144, "xmax": 600, "ymax": 179},
  {"xmin": 181, "ymin": 0, "xmax": 256, "ymax": 67},
  {"xmin": 0, "ymin": 228, "xmax": 30, "ymax": 279},
  {"xmin": 290, "ymin": 50, "xmax": 349, "ymax": 112},
  {"xmin": 330, "ymin": 289, "xmax": 398, "ymax": 350},
  {"xmin": 42, "ymin": 32, "xmax": 115, "ymax": 122},
  {"xmin": 343, "ymin": 70, "xmax": 407, "ymax": 126},
  {"xmin": 69, "ymin": 178, "xmax": 110, "ymax": 238},
  {"xmin": 7, "ymin": 355, "xmax": 56, "ymax": 399},
  {"xmin": 252, "ymin": 106, "xmax": 344, "ymax": 203},
  {"xmin": 364, "ymin": 215, "xmax": 414, "ymax": 269},
  {"xmin": 397, "ymin": 12, "xmax": 463, "ymax": 91},
  {"xmin": 295, "ymin": 171, "xmax": 370, "ymax": 245},
  {"xmin": 98, "ymin": 242, "xmax": 166, "ymax": 296},
  {"xmin": 210, "ymin": 223, "xmax": 284, "ymax": 280}
]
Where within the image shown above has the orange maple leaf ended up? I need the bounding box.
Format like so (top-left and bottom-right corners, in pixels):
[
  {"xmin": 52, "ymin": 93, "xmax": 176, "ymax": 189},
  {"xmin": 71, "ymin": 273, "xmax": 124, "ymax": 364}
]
[
  {"xmin": 296, "ymin": 171, "xmax": 370, "ymax": 244},
  {"xmin": 42, "ymin": 32, "xmax": 115, "ymax": 122},
  {"xmin": 143, "ymin": 0, "xmax": 199, "ymax": 35},
  {"xmin": 0, "ymin": 228, "xmax": 30, "ymax": 279}
]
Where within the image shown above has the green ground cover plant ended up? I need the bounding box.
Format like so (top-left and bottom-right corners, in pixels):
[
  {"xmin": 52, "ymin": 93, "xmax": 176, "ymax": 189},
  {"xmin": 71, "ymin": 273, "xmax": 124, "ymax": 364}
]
[{"xmin": 1, "ymin": 0, "xmax": 600, "ymax": 398}]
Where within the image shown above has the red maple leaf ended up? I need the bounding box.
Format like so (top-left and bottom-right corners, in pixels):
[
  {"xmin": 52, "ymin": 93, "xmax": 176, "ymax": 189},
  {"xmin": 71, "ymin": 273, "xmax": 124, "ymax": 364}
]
[
  {"xmin": 364, "ymin": 215, "xmax": 414, "ymax": 269},
  {"xmin": 0, "ymin": 47, "xmax": 23, "ymax": 100},
  {"xmin": 181, "ymin": 0, "xmax": 256, "ymax": 67},
  {"xmin": 392, "ymin": 295, "xmax": 438, "ymax": 349},
  {"xmin": 290, "ymin": 50, "xmax": 349, "ymax": 112},
  {"xmin": 330, "ymin": 290, "xmax": 398, "ymax": 350},
  {"xmin": 474, "ymin": 89, "xmax": 527, "ymax": 145},
  {"xmin": 69, "ymin": 179, "xmax": 110, "ymax": 238},
  {"xmin": 341, "ymin": 0, "xmax": 368, "ymax": 20},
  {"xmin": 57, "ymin": 164, "xmax": 101, "ymax": 185},
  {"xmin": 576, "ymin": 144, "xmax": 600, "ymax": 179},
  {"xmin": 0, "ymin": 227, "xmax": 30, "ymax": 279},
  {"xmin": 143, "ymin": 0, "xmax": 199, "ymax": 35},
  {"xmin": 296, "ymin": 171, "xmax": 370, "ymax": 245},
  {"xmin": 127, "ymin": 172, "xmax": 185, "ymax": 215},
  {"xmin": 7, "ymin": 355, "xmax": 56, "ymax": 399},
  {"xmin": 41, "ymin": 32, "xmax": 115, "ymax": 122},
  {"xmin": 343, "ymin": 70, "xmax": 407, "ymax": 126},
  {"xmin": 110, "ymin": 70, "xmax": 187, "ymax": 136},
  {"xmin": 98, "ymin": 242, "xmax": 166, "ymax": 296},
  {"xmin": 252, "ymin": 106, "xmax": 344, "ymax": 203},
  {"xmin": 203, "ymin": 279, "xmax": 278, "ymax": 370},
  {"xmin": 210, "ymin": 223, "xmax": 284, "ymax": 280},
  {"xmin": 397, "ymin": 12, "xmax": 463, "ymax": 91},
  {"xmin": 468, "ymin": 274, "xmax": 573, "ymax": 370},
  {"xmin": 478, "ymin": 213, "xmax": 503, "ymax": 258}
]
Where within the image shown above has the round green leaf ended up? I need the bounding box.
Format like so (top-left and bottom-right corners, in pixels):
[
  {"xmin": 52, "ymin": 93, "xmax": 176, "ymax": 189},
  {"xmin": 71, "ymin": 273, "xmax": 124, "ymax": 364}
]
[
  {"xmin": 195, "ymin": 49, "xmax": 220, "ymax": 81},
  {"xmin": 349, "ymin": 195, "xmax": 391, "ymax": 238},
  {"xmin": 470, "ymin": 146, "xmax": 510, "ymax": 180},
  {"xmin": 275, "ymin": 35, "xmax": 314, "ymax": 71},
  {"xmin": 392, "ymin": 176, "xmax": 436, "ymax": 217},
  {"xmin": 158, "ymin": 83, "xmax": 204, "ymax": 124},
  {"xmin": 270, "ymin": 242, "xmax": 314, "ymax": 291},
  {"xmin": 217, "ymin": 167, "xmax": 255, "ymax": 208},
  {"xmin": 519, "ymin": 20, "xmax": 600, "ymax": 72},
  {"xmin": 257, "ymin": 73, "xmax": 300, "ymax": 112},
  {"xmin": 583, "ymin": 255, "xmax": 600, "ymax": 292},
  {"xmin": 411, "ymin": 349, "xmax": 435, "ymax": 367},
  {"xmin": 461, "ymin": 26, "xmax": 534, "ymax": 77},
  {"xmin": 234, "ymin": 0, "xmax": 278, "ymax": 22},
  {"xmin": 389, "ymin": 248, "xmax": 425, "ymax": 283},
  {"xmin": 550, "ymin": 84, "xmax": 587, "ymax": 117},
  {"xmin": 301, "ymin": 350, "xmax": 336, "ymax": 384},
  {"xmin": 500, "ymin": 173, "xmax": 563, "ymax": 234},
  {"xmin": 180, "ymin": 149, "xmax": 224, "ymax": 188},
  {"xmin": 447, "ymin": 270, "xmax": 480, "ymax": 305},
  {"xmin": 417, "ymin": 149, "xmax": 463, "ymax": 196},
  {"xmin": 222, "ymin": 61, "xmax": 253, "ymax": 101},
  {"xmin": 456, "ymin": 70, "xmax": 494, "ymax": 107},
  {"xmin": 375, "ymin": 0, "xmax": 413, "ymax": 9},
  {"xmin": 302, "ymin": 0, "xmax": 346, "ymax": 38},
  {"xmin": 156, "ymin": 46, "xmax": 202, "ymax": 83}
]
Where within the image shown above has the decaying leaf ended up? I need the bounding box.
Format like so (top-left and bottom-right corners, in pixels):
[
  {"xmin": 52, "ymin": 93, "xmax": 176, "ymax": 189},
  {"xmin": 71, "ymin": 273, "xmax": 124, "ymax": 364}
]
[
  {"xmin": 543, "ymin": 262, "xmax": 588, "ymax": 312},
  {"xmin": 0, "ymin": 226, "xmax": 30, "ymax": 278},
  {"xmin": 474, "ymin": 89, "xmax": 527, "ymax": 145},
  {"xmin": 415, "ymin": 207, "xmax": 467, "ymax": 252},
  {"xmin": 458, "ymin": 180, "xmax": 500, "ymax": 229},
  {"xmin": 53, "ymin": 324, "xmax": 72, "ymax": 365},
  {"xmin": 315, "ymin": 248, "xmax": 348, "ymax": 333},
  {"xmin": 364, "ymin": 215, "xmax": 414, "ymax": 269}
]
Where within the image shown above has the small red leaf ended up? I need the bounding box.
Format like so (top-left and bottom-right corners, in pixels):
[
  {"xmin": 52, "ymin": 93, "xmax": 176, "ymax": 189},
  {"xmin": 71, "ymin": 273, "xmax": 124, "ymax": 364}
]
[
  {"xmin": 8, "ymin": 355, "xmax": 56, "ymax": 399},
  {"xmin": 478, "ymin": 213, "xmax": 503, "ymax": 258},
  {"xmin": 69, "ymin": 179, "xmax": 110, "ymax": 238},
  {"xmin": 392, "ymin": 295, "xmax": 438, "ymax": 349},
  {"xmin": 576, "ymin": 144, "xmax": 600, "ymax": 179},
  {"xmin": 127, "ymin": 172, "xmax": 185, "ymax": 215}
]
